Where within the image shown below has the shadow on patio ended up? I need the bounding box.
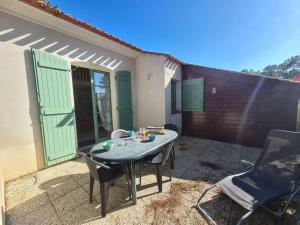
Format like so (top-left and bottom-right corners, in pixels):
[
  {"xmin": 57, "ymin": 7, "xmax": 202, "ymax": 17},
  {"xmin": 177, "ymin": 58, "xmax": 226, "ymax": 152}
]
[{"xmin": 5, "ymin": 136, "xmax": 300, "ymax": 225}]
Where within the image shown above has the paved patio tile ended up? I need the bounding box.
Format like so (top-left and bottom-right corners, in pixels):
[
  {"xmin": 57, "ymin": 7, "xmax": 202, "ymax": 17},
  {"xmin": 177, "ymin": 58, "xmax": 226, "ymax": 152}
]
[
  {"xmin": 5, "ymin": 136, "xmax": 300, "ymax": 225},
  {"xmin": 36, "ymin": 165, "xmax": 70, "ymax": 184},
  {"xmin": 199, "ymin": 143, "xmax": 224, "ymax": 164},
  {"xmin": 6, "ymin": 203, "xmax": 62, "ymax": 225},
  {"xmin": 218, "ymin": 143, "xmax": 242, "ymax": 174},
  {"xmin": 6, "ymin": 191, "xmax": 49, "ymax": 223},
  {"xmin": 72, "ymin": 172, "xmax": 90, "ymax": 186},
  {"xmin": 51, "ymin": 187, "xmax": 89, "ymax": 217},
  {"xmin": 60, "ymin": 201, "xmax": 100, "ymax": 225},
  {"xmin": 93, "ymin": 184, "xmax": 130, "ymax": 210},
  {"xmin": 82, "ymin": 182, "xmax": 100, "ymax": 197},
  {"xmin": 239, "ymin": 146, "xmax": 261, "ymax": 164},
  {"xmin": 40, "ymin": 176, "xmax": 80, "ymax": 200},
  {"xmin": 64, "ymin": 159, "xmax": 89, "ymax": 175},
  {"xmin": 64, "ymin": 160, "xmax": 90, "ymax": 185},
  {"xmin": 173, "ymin": 152, "xmax": 198, "ymax": 171},
  {"xmin": 5, "ymin": 184, "xmax": 47, "ymax": 211},
  {"xmin": 5, "ymin": 175, "xmax": 37, "ymax": 197}
]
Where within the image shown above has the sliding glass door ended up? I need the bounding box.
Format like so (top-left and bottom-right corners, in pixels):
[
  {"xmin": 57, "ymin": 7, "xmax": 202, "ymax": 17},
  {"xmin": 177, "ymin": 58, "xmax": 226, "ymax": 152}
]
[{"xmin": 91, "ymin": 71, "xmax": 113, "ymax": 143}]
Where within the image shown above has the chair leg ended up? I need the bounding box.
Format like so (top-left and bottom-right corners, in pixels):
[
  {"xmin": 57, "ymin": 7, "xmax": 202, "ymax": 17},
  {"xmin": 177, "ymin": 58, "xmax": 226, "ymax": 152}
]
[
  {"xmin": 89, "ymin": 174, "xmax": 94, "ymax": 203},
  {"xmin": 236, "ymin": 210, "xmax": 254, "ymax": 225},
  {"xmin": 171, "ymin": 152, "xmax": 175, "ymax": 169},
  {"xmin": 172, "ymin": 146, "xmax": 176, "ymax": 159},
  {"xmin": 170, "ymin": 147, "xmax": 175, "ymax": 169},
  {"xmin": 277, "ymin": 188, "xmax": 300, "ymax": 217},
  {"xmin": 139, "ymin": 160, "xmax": 142, "ymax": 186},
  {"xmin": 156, "ymin": 165, "xmax": 162, "ymax": 192},
  {"xmin": 196, "ymin": 185, "xmax": 217, "ymax": 223},
  {"xmin": 100, "ymin": 182, "xmax": 109, "ymax": 217},
  {"xmin": 196, "ymin": 185, "xmax": 254, "ymax": 225},
  {"xmin": 169, "ymin": 158, "xmax": 172, "ymax": 181},
  {"xmin": 123, "ymin": 164, "xmax": 132, "ymax": 200}
]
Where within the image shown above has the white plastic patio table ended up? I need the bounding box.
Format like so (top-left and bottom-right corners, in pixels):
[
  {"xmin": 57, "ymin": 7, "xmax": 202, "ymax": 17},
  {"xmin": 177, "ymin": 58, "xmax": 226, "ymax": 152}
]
[{"xmin": 91, "ymin": 129, "xmax": 178, "ymax": 204}]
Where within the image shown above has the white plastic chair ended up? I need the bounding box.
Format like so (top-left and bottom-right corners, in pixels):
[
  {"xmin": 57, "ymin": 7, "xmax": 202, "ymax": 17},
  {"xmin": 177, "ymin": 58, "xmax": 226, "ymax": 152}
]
[{"xmin": 111, "ymin": 129, "xmax": 128, "ymax": 140}]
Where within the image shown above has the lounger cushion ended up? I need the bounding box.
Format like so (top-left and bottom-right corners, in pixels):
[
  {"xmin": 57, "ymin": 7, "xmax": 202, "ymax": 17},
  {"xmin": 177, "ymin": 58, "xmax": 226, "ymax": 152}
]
[{"xmin": 216, "ymin": 171, "xmax": 290, "ymax": 211}]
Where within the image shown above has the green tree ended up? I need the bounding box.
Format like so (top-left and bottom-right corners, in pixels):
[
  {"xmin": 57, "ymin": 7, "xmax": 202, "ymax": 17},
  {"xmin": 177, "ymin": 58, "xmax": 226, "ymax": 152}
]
[{"xmin": 241, "ymin": 69, "xmax": 261, "ymax": 74}]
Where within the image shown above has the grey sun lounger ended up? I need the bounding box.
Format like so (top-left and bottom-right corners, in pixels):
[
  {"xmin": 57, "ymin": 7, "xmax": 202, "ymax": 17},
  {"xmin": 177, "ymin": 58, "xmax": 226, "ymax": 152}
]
[{"xmin": 197, "ymin": 129, "xmax": 300, "ymax": 225}]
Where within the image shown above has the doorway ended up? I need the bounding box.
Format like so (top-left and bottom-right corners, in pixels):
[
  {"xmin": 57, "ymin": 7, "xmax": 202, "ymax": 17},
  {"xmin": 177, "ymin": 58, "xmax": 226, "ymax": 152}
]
[
  {"xmin": 71, "ymin": 66, "xmax": 113, "ymax": 148},
  {"xmin": 72, "ymin": 66, "xmax": 95, "ymax": 147}
]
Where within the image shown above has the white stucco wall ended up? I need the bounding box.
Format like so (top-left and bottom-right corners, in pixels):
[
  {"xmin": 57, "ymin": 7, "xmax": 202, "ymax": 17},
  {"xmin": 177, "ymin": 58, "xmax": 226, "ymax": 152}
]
[
  {"xmin": 164, "ymin": 58, "xmax": 182, "ymax": 133},
  {"xmin": 136, "ymin": 54, "xmax": 166, "ymax": 128},
  {"xmin": 0, "ymin": 12, "xmax": 137, "ymax": 181}
]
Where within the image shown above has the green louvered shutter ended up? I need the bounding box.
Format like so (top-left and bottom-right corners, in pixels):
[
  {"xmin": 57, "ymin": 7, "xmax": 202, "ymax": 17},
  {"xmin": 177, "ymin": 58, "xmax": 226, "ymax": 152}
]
[
  {"xmin": 116, "ymin": 71, "xmax": 133, "ymax": 130},
  {"xmin": 182, "ymin": 78, "xmax": 204, "ymax": 112},
  {"xmin": 32, "ymin": 49, "xmax": 76, "ymax": 166}
]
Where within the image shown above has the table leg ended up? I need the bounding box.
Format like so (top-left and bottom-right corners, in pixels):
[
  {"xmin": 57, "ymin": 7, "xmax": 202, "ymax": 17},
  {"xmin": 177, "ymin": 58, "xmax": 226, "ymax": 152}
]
[{"xmin": 129, "ymin": 161, "xmax": 137, "ymax": 204}]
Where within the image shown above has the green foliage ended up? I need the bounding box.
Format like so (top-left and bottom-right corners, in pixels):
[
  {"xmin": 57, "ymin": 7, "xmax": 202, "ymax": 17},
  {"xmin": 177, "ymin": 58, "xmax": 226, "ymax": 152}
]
[
  {"xmin": 242, "ymin": 55, "xmax": 300, "ymax": 80},
  {"xmin": 241, "ymin": 69, "xmax": 261, "ymax": 74},
  {"xmin": 39, "ymin": 0, "xmax": 60, "ymax": 12},
  {"xmin": 46, "ymin": 1, "xmax": 52, "ymax": 7}
]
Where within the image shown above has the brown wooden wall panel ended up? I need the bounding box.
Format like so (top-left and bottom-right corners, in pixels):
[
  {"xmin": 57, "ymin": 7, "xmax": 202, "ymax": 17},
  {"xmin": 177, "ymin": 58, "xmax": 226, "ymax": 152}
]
[{"xmin": 182, "ymin": 64, "xmax": 300, "ymax": 147}]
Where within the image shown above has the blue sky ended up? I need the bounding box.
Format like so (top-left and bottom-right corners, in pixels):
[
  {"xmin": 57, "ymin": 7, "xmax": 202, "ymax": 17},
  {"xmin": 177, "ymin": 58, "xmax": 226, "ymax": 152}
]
[{"xmin": 50, "ymin": 0, "xmax": 300, "ymax": 71}]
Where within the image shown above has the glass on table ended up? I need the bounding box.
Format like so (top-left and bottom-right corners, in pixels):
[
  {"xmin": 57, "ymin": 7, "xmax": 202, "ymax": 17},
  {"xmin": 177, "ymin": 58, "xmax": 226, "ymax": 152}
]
[
  {"xmin": 116, "ymin": 138, "xmax": 127, "ymax": 146},
  {"xmin": 128, "ymin": 130, "xmax": 134, "ymax": 137},
  {"xmin": 133, "ymin": 133, "xmax": 139, "ymax": 142},
  {"xmin": 138, "ymin": 127, "xmax": 146, "ymax": 140},
  {"xmin": 121, "ymin": 139, "xmax": 127, "ymax": 146}
]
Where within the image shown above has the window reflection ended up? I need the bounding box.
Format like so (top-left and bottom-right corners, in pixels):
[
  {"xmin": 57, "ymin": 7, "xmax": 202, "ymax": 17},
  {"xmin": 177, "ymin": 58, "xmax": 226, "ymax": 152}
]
[
  {"xmin": 94, "ymin": 72, "xmax": 109, "ymax": 86},
  {"xmin": 92, "ymin": 71, "xmax": 112, "ymax": 141}
]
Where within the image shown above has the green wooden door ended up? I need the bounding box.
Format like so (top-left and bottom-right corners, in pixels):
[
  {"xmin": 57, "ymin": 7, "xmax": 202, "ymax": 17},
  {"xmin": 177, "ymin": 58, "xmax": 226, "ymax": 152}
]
[
  {"xmin": 182, "ymin": 78, "xmax": 204, "ymax": 112},
  {"xmin": 32, "ymin": 49, "xmax": 76, "ymax": 166},
  {"xmin": 116, "ymin": 71, "xmax": 133, "ymax": 130}
]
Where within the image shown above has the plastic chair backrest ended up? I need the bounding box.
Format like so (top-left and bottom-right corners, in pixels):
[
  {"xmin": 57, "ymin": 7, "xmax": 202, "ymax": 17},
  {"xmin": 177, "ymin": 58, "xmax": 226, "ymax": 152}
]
[
  {"xmin": 161, "ymin": 142, "xmax": 175, "ymax": 166},
  {"xmin": 254, "ymin": 130, "xmax": 300, "ymax": 185},
  {"xmin": 79, "ymin": 152, "xmax": 109, "ymax": 181},
  {"xmin": 111, "ymin": 129, "xmax": 128, "ymax": 140},
  {"xmin": 164, "ymin": 124, "xmax": 178, "ymax": 133}
]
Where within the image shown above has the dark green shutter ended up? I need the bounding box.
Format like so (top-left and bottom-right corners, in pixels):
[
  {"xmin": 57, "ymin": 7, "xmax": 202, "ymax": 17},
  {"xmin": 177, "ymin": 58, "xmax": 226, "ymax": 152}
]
[
  {"xmin": 182, "ymin": 78, "xmax": 204, "ymax": 112},
  {"xmin": 32, "ymin": 49, "xmax": 76, "ymax": 166},
  {"xmin": 116, "ymin": 71, "xmax": 133, "ymax": 130}
]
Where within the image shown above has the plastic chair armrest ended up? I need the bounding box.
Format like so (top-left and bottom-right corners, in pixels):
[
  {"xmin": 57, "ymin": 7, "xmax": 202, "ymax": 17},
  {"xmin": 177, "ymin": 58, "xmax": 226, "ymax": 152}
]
[
  {"xmin": 240, "ymin": 160, "xmax": 254, "ymax": 172},
  {"xmin": 240, "ymin": 160, "xmax": 254, "ymax": 167},
  {"xmin": 78, "ymin": 152, "xmax": 111, "ymax": 169}
]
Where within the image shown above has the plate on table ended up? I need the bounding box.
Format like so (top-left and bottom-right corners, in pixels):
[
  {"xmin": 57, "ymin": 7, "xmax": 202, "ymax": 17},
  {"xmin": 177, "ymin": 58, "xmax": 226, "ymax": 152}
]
[
  {"xmin": 146, "ymin": 131, "xmax": 166, "ymax": 135},
  {"xmin": 146, "ymin": 126, "xmax": 165, "ymax": 135},
  {"xmin": 141, "ymin": 139, "xmax": 154, "ymax": 143}
]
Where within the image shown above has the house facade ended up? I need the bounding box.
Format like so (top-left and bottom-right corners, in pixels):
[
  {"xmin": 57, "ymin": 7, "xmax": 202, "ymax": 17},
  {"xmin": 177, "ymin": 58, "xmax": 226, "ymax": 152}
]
[{"xmin": 0, "ymin": 0, "xmax": 182, "ymax": 182}]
